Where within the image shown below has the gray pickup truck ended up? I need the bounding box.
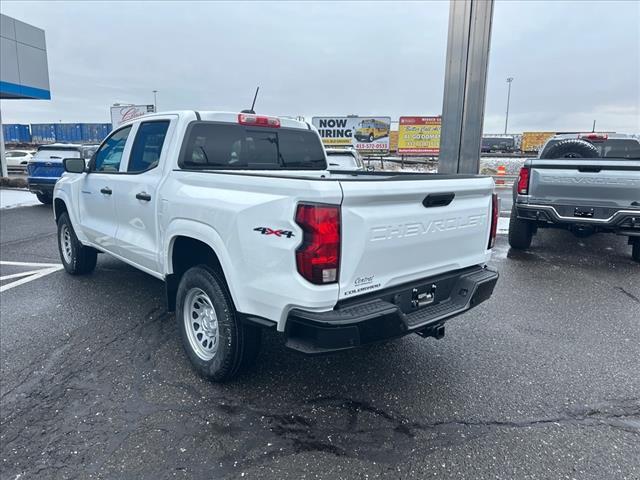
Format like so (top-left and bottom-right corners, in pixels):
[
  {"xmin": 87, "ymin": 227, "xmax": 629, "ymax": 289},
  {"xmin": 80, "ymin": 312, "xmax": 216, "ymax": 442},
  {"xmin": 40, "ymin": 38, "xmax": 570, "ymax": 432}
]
[{"xmin": 509, "ymin": 133, "xmax": 640, "ymax": 262}]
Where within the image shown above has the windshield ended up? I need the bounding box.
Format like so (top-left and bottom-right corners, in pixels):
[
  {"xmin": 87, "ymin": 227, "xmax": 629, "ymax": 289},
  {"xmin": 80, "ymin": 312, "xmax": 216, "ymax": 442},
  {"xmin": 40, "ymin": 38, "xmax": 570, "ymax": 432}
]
[{"xmin": 181, "ymin": 123, "xmax": 327, "ymax": 170}]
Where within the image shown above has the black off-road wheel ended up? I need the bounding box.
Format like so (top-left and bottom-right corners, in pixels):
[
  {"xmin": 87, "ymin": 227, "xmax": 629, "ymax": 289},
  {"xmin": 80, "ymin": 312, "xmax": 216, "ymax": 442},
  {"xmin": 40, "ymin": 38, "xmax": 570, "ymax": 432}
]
[
  {"xmin": 508, "ymin": 207, "xmax": 534, "ymax": 250},
  {"xmin": 57, "ymin": 212, "xmax": 97, "ymax": 274},
  {"xmin": 176, "ymin": 265, "xmax": 261, "ymax": 382},
  {"xmin": 540, "ymin": 139, "xmax": 599, "ymax": 159}
]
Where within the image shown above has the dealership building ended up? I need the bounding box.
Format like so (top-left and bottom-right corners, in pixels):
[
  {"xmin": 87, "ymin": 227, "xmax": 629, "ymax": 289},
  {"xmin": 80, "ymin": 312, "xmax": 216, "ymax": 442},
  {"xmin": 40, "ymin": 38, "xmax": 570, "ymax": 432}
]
[{"xmin": 0, "ymin": 13, "xmax": 50, "ymax": 175}]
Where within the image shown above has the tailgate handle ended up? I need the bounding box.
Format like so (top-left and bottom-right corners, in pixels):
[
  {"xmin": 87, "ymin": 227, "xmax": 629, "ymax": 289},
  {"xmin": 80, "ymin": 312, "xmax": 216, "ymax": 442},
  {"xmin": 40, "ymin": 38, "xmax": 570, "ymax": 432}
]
[
  {"xmin": 423, "ymin": 192, "xmax": 455, "ymax": 208},
  {"xmin": 578, "ymin": 167, "xmax": 601, "ymax": 173}
]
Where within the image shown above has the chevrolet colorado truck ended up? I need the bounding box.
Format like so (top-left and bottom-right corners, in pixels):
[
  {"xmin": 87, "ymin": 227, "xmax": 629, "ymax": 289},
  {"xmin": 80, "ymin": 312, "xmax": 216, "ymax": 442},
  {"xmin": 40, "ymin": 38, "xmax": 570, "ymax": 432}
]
[
  {"xmin": 509, "ymin": 133, "xmax": 640, "ymax": 261},
  {"xmin": 54, "ymin": 111, "xmax": 499, "ymax": 381}
]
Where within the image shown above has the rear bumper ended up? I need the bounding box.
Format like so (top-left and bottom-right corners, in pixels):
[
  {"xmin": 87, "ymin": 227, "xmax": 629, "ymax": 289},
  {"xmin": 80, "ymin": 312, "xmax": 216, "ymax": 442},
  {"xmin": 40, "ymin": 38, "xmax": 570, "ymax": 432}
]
[
  {"xmin": 515, "ymin": 203, "xmax": 640, "ymax": 232},
  {"xmin": 285, "ymin": 265, "xmax": 498, "ymax": 354},
  {"xmin": 27, "ymin": 179, "xmax": 57, "ymax": 195}
]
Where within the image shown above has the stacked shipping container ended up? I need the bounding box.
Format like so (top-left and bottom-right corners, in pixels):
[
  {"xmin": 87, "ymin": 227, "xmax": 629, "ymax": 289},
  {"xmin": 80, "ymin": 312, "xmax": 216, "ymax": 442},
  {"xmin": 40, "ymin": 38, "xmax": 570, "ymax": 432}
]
[
  {"xmin": 3, "ymin": 123, "xmax": 112, "ymax": 144},
  {"xmin": 2, "ymin": 124, "xmax": 31, "ymax": 143}
]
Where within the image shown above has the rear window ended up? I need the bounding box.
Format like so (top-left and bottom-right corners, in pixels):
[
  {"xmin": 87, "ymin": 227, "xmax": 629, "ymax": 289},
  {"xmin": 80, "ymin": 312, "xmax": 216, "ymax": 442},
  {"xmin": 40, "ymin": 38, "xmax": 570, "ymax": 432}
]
[
  {"xmin": 600, "ymin": 139, "xmax": 640, "ymax": 159},
  {"xmin": 180, "ymin": 123, "xmax": 326, "ymax": 170},
  {"xmin": 33, "ymin": 149, "xmax": 81, "ymax": 160},
  {"xmin": 541, "ymin": 138, "xmax": 640, "ymax": 159}
]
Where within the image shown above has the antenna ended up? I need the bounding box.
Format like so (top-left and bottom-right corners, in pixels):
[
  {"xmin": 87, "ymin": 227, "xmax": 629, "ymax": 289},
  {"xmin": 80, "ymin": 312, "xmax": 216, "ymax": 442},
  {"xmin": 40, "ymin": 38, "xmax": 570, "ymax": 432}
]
[
  {"xmin": 241, "ymin": 87, "xmax": 260, "ymax": 114},
  {"xmin": 592, "ymin": 119, "xmax": 596, "ymax": 132}
]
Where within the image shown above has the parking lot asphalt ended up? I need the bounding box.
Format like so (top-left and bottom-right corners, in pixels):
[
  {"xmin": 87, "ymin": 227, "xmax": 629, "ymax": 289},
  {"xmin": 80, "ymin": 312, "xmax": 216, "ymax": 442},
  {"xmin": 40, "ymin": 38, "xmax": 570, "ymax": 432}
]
[{"xmin": 1, "ymin": 204, "xmax": 639, "ymax": 479}]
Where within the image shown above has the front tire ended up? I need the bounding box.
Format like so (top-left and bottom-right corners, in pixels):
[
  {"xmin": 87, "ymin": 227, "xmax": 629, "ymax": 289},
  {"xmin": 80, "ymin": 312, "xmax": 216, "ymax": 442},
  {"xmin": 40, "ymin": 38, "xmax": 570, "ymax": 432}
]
[
  {"xmin": 57, "ymin": 212, "xmax": 97, "ymax": 274},
  {"xmin": 176, "ymin": 266, "xmax": 261, "ymax": 382},
  {"xmin": 36, "ymin": 193, "xmax": 53, "ymax": 204},
  {"xmin": 508, "ymin": 207, "xmax": 534, "ymax": 249},
  {"xmin": 368, "ymin": 133, "xmax": 374, "ymax": 142}
]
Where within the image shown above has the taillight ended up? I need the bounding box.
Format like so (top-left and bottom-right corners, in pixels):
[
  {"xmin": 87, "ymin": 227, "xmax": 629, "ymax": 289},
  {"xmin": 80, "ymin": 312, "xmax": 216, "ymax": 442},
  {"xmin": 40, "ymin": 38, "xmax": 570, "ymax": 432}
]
[
  {"xmin": 517, "ymin": 167, "xmax": 530, "ymax": 195},
  {"xmin": 295, "ymin": 203, "xmax": 341, "ymax": 284},
  {"xmin": 488, "ymin": 193, "xmax": 499, "ymax": 249},
  {"xmin": 238, "ymin": 113, "xmax": 281, "ymax": 128}
]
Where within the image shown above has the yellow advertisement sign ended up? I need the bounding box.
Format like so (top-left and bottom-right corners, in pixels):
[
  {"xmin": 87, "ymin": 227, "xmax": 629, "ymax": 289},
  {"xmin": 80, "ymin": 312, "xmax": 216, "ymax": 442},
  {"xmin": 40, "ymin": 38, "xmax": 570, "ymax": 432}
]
[
  {"xmin": 398, "ymin": 116, "xmax": 441, "ymax": 155},
  {"xmin": 311, "ymin": 117, "xmax": 391, "ymax": 153},
  {"xmin": 521, "ymin": 132, "xmax": 555, "ymax": 153}
]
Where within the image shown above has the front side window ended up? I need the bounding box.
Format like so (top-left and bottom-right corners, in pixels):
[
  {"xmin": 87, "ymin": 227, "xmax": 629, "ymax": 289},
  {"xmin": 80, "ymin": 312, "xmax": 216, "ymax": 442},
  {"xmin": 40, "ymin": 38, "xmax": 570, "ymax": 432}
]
[
  {"xmin": 181, "ymin": 123, "xmax": 326, "ymax": 170},
  {"xmin": 128, "ymin": 121, "xmax": 170, "ymax": 172},
  {"xmin": 94, "ymin": 127, "xmax": 132, "ymax": 172}
]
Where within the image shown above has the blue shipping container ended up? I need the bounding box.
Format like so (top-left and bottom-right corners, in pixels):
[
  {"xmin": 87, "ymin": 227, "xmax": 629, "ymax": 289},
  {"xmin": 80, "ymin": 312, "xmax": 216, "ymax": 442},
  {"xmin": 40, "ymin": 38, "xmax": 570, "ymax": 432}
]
[
  {"xmin": 30, "ymin": 124, "xmax": 57, "ymax": 143},
  {"xmin": 80, "ymin": 123, "xmax": 112, "ymax": 143},
  {"xmin": 2, "ymin": 124, "xmax": 32, "ymax": 143},
  {"xmin": 54, "ymin": 123, "xmax": 84, "ymax": 143}
]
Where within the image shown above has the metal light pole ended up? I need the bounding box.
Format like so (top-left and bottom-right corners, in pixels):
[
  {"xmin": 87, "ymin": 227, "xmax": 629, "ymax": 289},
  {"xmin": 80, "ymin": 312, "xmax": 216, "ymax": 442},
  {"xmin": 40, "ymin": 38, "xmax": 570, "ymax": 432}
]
[
  {"xmin": 504, "ymin": 76, "xmax": 514, "ymax": 134},
  {"xmin": 152, "ymin": 90, "xmax": 158, "ymax": 112},
  {"xmin": 438, "ymin": 0, "xmax": 495, "ymax": 174}
]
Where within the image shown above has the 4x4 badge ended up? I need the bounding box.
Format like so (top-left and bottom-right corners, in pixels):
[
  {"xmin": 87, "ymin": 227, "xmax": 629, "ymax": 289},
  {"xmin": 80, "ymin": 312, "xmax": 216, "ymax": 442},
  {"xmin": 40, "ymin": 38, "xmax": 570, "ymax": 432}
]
[{"xmin": 253, "ymin": 227, "xmax": 295, "ymax": 238}]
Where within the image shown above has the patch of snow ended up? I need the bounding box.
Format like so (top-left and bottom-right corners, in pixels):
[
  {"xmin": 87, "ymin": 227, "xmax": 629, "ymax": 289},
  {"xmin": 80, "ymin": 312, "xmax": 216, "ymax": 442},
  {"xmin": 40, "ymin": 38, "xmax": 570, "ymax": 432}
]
[{"xmin": 0, "ymin": 189, "xmax": 41, "ymax": 209}]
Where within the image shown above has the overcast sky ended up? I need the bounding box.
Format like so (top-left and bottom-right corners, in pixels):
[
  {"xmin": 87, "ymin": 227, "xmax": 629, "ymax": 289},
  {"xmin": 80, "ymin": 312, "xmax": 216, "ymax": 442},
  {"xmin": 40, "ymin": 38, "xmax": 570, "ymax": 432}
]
[{"xmin": 1, "ymin": 0, "xmax": 638, "ymax": 133}]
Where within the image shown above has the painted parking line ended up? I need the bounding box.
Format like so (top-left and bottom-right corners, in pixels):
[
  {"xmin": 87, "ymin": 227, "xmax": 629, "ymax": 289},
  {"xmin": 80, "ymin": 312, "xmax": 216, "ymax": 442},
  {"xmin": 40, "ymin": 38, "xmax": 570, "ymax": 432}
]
[{"xmin": 0, "ymin": 261, "xmax": 63, "ymax": 293}]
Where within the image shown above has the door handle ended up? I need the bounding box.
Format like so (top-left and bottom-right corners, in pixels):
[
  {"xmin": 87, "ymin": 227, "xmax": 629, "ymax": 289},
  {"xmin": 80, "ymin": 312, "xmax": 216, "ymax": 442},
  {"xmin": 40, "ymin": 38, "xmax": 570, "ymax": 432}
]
[
  {"xmin": 100, "ymin": 187, "xmax": 112, "ymax": 195},
  {"xmin": 136, "ymin": 192, "xmax": 152, "ymax": 201},
  {"xmin": 422, "ymin": 192, "xmax": 455, "ymax": 208}
]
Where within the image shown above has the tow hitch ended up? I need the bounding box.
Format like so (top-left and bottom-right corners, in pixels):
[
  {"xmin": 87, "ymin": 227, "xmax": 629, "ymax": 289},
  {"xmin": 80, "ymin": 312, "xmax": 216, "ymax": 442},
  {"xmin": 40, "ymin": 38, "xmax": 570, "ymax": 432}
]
[{"xmin": 416, "ymin": 324, "xmax": 445, "ymax": 339}]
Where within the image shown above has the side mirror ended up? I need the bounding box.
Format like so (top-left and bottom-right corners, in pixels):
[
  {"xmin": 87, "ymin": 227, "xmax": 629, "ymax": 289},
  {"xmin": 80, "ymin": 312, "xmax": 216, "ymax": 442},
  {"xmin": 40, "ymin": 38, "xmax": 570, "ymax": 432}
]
[
  {"xmin": 63, "ymin": 158, "xmax": 86, "ymax": 174},
  {"xmin": 367, "ymin": 165, "xmax": 375, "ymax": 171}
]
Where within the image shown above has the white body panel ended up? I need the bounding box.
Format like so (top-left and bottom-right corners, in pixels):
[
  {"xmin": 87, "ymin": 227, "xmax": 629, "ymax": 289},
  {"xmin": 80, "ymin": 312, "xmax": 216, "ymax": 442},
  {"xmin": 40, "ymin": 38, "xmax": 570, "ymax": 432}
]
[
  {"xmin": 54, "ymin": 111, "xmax": 495, "ymax": 332},
  {"xmin": 339, "ymin": 177, "xmax": 494, "ymax": 299}
]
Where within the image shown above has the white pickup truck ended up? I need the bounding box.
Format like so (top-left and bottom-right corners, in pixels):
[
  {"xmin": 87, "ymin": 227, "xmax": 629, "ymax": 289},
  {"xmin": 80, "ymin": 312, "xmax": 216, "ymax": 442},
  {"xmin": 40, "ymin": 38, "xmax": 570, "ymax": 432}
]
[{"xmin": 54, "ymin": 111, "xmax": 499, "ymax": 381}]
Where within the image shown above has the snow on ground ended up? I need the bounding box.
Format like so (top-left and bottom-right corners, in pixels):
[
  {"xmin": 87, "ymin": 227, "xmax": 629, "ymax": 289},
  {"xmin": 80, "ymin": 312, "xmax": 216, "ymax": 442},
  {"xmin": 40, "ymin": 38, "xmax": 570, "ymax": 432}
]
[
  {"xmin": 366, "ymin": 156, "xmax": 528, "ymax": 175},
  {"xmin": 0, "ymin": 189, "xmax": 41, "ymax": 209}
]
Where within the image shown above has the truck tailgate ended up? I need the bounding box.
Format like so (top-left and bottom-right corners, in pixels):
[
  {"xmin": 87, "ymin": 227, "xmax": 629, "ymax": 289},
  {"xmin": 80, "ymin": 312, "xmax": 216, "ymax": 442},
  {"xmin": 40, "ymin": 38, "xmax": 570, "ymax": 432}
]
[
  {"xmin": 529, "ymin": 159, "xmax": 640, "ymax": 209},
  {"xmin": 338, "ymin": 176, "xmax": 494, "ymax": 300}
]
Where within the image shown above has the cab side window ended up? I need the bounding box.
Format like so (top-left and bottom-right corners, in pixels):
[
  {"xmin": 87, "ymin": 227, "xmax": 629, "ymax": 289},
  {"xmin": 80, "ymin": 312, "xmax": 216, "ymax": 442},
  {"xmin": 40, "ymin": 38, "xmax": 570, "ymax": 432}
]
[
  {"xmin": 94, "ymin": 127, "xmax": 132, "ymax": 172},
  {"xmin": 127, "ymin": 121, "xmax": 170, "ymax": 173}
]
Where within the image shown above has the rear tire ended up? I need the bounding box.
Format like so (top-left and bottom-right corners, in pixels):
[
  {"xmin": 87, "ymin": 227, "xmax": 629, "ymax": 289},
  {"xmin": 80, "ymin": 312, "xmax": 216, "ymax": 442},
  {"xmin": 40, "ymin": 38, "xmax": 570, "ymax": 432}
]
[
  {"xmin": 508, "ymin": 207, "xmax": 534, "ymax": 249},
  {"xmin": 57, "ymin": 212, "xmax": 97, "ymax": 274},
  {"xmin": 176, "ymin": 265, "xmax": 261, "ymax": 382},
  {"xmin": 36, "ymin": 193, "xmax": 53, "ymax": 205},
  {"xmin": 632, "ymin": 238, "xmax": 640, "ymax": 263}
]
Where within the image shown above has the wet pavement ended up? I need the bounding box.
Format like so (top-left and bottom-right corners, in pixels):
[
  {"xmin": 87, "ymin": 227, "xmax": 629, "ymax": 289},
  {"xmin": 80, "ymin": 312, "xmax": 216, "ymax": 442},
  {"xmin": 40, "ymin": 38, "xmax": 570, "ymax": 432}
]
[{"xmin": 1, "ymin": 204, "xmax": 639, "ymax": 479}]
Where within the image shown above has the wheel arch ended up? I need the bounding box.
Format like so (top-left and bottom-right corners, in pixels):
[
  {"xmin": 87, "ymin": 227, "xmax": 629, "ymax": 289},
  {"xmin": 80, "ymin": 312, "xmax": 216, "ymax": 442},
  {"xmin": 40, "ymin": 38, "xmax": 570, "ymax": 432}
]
[
  {"xmin": 54, "ymin": 197, "xmax": 68, "ymax": 222},
  {"xmin": 164, "ymin": 220, "xmax": 238, "ymax": 312}
]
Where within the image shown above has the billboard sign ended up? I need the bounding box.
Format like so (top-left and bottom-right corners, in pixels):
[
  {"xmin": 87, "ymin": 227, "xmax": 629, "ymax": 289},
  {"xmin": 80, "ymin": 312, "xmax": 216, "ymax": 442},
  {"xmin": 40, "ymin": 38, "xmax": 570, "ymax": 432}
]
[
  {"xmin": 398, "ymin": 116, "xmax": 441, "ymax": 155},
  {"xmin": 311, "ymin": 116, "xmax": 391, "ymax": 153},
  {"xmin": 110, "ymin": 104, "xmax": 155, "ymax": 128},
  {"xmin": 521, "ymin": 131, "xmax": 555, "ymax": 153}
]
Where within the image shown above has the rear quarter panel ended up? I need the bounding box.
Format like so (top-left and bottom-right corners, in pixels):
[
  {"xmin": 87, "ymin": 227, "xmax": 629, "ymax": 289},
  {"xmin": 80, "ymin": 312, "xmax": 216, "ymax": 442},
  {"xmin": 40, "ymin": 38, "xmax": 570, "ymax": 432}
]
[{"xmin": 162, "ymin": 171, "xmax": 343, "ymax": 329}]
